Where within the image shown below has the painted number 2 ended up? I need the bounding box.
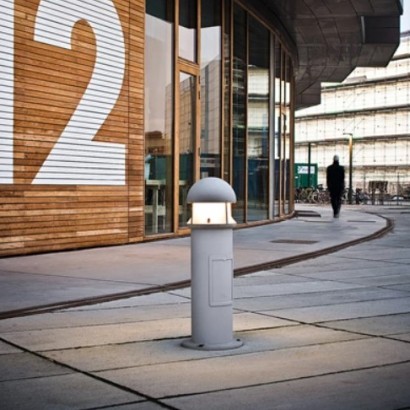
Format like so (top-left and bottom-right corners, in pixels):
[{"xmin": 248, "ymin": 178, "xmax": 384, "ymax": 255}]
[{"xmin": 0, "ymin": 0, "xmax": 126, "ymax": 185}]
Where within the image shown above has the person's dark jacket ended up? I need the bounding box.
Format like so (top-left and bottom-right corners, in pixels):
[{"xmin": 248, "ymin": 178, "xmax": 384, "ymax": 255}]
[{"xmin": 326, "ymin": 161, "xmax": 345, "ymax": 195}]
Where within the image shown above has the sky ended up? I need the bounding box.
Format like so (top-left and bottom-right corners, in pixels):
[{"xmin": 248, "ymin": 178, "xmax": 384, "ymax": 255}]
[{"xmin": 402, "ymin": 0, "xmax": 410, "ymax": 32}]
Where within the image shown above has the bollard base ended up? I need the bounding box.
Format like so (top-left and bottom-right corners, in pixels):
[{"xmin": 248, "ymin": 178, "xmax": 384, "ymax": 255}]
[{"xmin": 181, "ymin": 338, "xmax": 243, "ymax": 351}]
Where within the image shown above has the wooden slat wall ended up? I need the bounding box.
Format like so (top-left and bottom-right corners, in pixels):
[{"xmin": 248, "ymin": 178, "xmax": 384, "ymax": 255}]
[
  {"xmin": 0, "ymin": 0, "xmax": 145, "ymax": 256},
  {"xmin": 128, "ymin": 0, "xmax": 145, "ymax": 242}
]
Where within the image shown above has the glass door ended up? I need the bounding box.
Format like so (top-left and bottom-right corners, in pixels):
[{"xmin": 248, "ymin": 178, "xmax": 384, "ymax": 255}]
[{"xmin": 144, "ymin": 0, "xmax": 174, "ymax": 236}]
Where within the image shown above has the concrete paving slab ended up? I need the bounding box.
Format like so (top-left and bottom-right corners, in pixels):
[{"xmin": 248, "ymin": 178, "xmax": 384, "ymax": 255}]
[
  {"xmin": 0, "ymin": 352, "xmax": 71, "ymax": 382},
  {"xmin": 44, "ymin": 339, "xmax": 232, "ymax": 373},
  {"xmin": 164, "ymin": 362, "xmax": 410, "ymax": 410},
  {"xmin": 322, "ymin": 313, "xmax": 410, "ymax": 336},
  {"xmin": 66, "ymin": 292, "xmax": 190, "ymax": 311},
  {"xmin": 232, "ymin": 248, "xmax": 297, "ymax": 267},
  {"xmin": 337, "ymin": 272, "xmax": 410, "ymax": 287},
  {"xmin": 0, "ymin": 373, "xmax": 143, "ymax": 410},
  {"xmin": 288, "ymin": 263, "xmax": 408, "ymax": 280},
  {"xmin": 0, "ymin": 341, "xmax": 21, "ymax": 354},
  {"xmin": 383, "ymin": 283, "xmax": 410, "ymax": 292},
  {"xmin": 394, "ymin": 333, "xmax": 410, "ymax": 342},
  {"xmin": 0, "ymin": 302, "xmax": 191, "ymax": 332},
  {"xmin": 266, "ymin": 296, "xmax": 410, "ymax": 323},
  {"xmin": 232, "ymin": 312, "xmax": 294, "ymax": 330},
  {"xmin": 100, "ymin": 403, "xmax": 173, "ymax": 410},
  {"xmin": 96, "ymin": 338, "xmax": 410, "ymax": 398},
  {"xmin": 0, "ymin": 312, "xmax": 291, "ymax": 352},
  {"xmin": 233, "ymin": 281, "xmax": 366, "ymax": 298},
  {"xmin": 336, "ymin": 248, "xmax": 410, "ymax": 262},
  {"xmin": 0, "ymin": 243, "xmax": 191, "ymax": 282},
  {"xmin": 0, "ymin": 271, "xmax": 149, "ymax": 312},
  {"xmin": 42, "ymin": 324, "xmax": 362, "ymax": 372},
  {"xmin": 0, "ymin": 317, "xmax": 191, "ymax": 351},
  {"xmin": 391, "ymin": 258, "xmax": 410, "ymax": 265},
  {"xmin": 347, "ymin": 234, "xmax": 410, "ymax": 245},
  {"xmin": 175, "ymin": 279, "xmax": 368, "ymax": 300},
  {"xmin": 272, "ymin": 257, "xmax": 397, "ymax": 275},
  {"xmin": 233, "ymin": 287, "xmax": 408, "ymax": 312},
  {"xmin": 235, "ymin": 272, "xmax": 315, "ymax": 285}
]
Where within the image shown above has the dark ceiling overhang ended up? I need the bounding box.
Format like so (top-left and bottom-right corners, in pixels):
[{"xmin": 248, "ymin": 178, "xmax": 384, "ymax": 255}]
[{"xmin": 242, "ymin": 0, "xmax": 403, "ymax": 109}]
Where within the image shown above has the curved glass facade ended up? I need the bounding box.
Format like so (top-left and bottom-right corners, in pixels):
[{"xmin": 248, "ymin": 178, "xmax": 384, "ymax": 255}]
[{"xmin": 144, "ymin": 0, "xmax": 295, "ymax": 235}]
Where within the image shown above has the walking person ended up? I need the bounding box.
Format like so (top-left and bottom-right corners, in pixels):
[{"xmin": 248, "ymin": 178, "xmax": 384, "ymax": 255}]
[{"xmin": 326, "ymin": 155, "xmax": 345, "ymax": 218}]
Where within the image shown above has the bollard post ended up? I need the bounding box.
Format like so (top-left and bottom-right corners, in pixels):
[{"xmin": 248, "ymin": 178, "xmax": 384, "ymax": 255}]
[{"xmin": 182, "ymin": 178, "xmax": 243, "ymax": 351}]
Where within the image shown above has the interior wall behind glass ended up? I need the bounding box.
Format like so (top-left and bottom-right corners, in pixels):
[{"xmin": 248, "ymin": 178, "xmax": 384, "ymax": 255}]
[
  {"xmin": 247, "ymin": 16, "xmax": 269, "ymax": 221},
  {"xmin": 144, "ymin": 0, "xmax": 174, "ymax": 235},
  {"xmin": 232, "ymin": 4, "xmax": 247, "ymax": 222},
  {"xmin": 200, "ymin": 0, "xmax": 221, "ymax": 178}
]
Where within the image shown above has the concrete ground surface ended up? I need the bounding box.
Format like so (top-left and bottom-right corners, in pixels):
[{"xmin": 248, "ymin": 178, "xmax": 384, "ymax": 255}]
[{"xmin": 0, "ymin": 204, "xmax": 409, "ymax": 409}]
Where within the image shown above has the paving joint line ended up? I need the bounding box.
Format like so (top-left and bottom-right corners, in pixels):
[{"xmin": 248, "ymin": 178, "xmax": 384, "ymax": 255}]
[
  {"xmin": 0, "ymin": 214, "xmax": 393, "ymax": 320},
  {"xmin": 0, "ymin": 336, "xmax": 180, "ymax": 410},
  {"xmin": 158, "ymin": 360, "xmax": 410, "ymax": 402}
]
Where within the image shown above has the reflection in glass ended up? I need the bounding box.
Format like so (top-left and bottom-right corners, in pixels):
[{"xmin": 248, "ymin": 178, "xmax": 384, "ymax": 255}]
[
  {"xmin": 232, "ymin": 5, "xmax": 246, "ymax": 223},
  {"xmin": 179, "ymin": 72, "xmax": 196, "ymax": 227},
  {"xmin": 179, "ymin": 0, "xmax": 197, "ymax": 61},
  {"xmin": 280, "ymin": 50, "xmax": 287, "ymax": 215},
  {"xmin": 145, "ymin": 1, "xmax": 174, "ymax": 235},
  {"xmin": 284, "ymin": 57, "xmax": 292, "ymax": 214},
  {"xmin": 223, "ymin": 0, "xmax": 232, "ymax": 182},
  {"xmin": 247, "ymin": 17, "xmax": 269, "ymax": 221},
  {"xmin": 200, "ymin": 0, "xmax": 221, "ymax": 178},
  {"xmin": 274, "ymin": 41, "xmax": 282, "ymax": 216}
]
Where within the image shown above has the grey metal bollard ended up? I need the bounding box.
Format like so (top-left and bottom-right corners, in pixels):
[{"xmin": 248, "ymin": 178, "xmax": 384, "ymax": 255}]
[{"xmin": 182, "ymin": 177, "xmax": 243, "ymax": 351}]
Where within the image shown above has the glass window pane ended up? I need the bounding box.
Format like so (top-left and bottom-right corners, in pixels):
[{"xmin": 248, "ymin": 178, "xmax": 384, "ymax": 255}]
[
  {"xmin": 223, "ymin": 0, "xmax": 231, "ymax": 182},
  {"xmin": 200, "ymin": 0, "xmax": 221, "ymax": 178},
  {"xmin": 247, "ymin": 16, "xmax": 269, "ymax": 221},
  {"xmin": 232, "ymin": 4, "xmax": 246, "ymax": 223},
  {"xmin": 274, "ymin": 41, "xmax": 282, "ymax": 216},
  {"xmin": 284, "ymin": 56, "xmax": 292, "ymax": 214},
  {"xmin": 280, "ymin": 51, "xmax": 287, "ymax": 214},
  {"xmin": 179, "ymin": 0, "xmax": 197, "ymax": 61},
  {"xmin": 145, "ymin": 0, "xmax": 174, "ymax": 235},
  {"xmin": 179, "ymin": 72, "xmax": 196, "ymax": 227}
]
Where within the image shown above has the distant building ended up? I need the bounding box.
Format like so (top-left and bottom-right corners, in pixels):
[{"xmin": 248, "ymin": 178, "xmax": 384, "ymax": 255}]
[{"xmin": 295, "ymin": 31, "xmax": 410, "ymax": 196}]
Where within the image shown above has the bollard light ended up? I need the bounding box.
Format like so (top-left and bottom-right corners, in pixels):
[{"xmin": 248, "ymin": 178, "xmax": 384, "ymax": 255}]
[
  {"xmin": 182, "ymin": 177, "xmax": 243, "ymax": 350},
  {"xmin": 190, "ymin": 202, "xmax": 236, "ymax": 225}
]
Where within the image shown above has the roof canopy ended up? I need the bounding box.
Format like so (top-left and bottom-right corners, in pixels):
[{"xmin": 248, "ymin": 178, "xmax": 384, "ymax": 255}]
[{"xmin": 244, "ymin": 0, "xmax": 403, "ymax": 109}]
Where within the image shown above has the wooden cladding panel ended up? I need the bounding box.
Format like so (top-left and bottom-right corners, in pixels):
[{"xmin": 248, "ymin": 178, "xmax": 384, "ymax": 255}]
[
  {"xmin": 0, "ymin": 0, "xmax": 145, "ymax": 256},
  {"xmin": 13, "ymin": 0, "xmax": 129, "ymax": 184},
  {"xmin": 128, "ymin": 0, "xmax": 145, "ymax": 242},
  {"xmin": 0, "ymin": 185, "xmax": 130, "ymax": 255}
]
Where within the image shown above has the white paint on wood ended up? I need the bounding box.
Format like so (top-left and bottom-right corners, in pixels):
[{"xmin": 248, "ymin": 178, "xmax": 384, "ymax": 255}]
[
  {"xmin": 33, "ymin": 0, "xmax": 126, "ymax": 185},
  {"xmin": 0, "ymin": 0, "xmax": 14, "ymax": 184}
]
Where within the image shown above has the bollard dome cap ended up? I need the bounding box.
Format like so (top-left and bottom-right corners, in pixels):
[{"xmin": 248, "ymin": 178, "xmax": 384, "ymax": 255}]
[{"xmin": 187, "ymin": 177, "xmax": 237, "ymax": 203}]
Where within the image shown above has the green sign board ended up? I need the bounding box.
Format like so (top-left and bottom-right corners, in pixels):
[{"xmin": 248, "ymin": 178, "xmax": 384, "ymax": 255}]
[{"xmin": 294, "ymin": 163, "xmax": 318, "ymax": 188}]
